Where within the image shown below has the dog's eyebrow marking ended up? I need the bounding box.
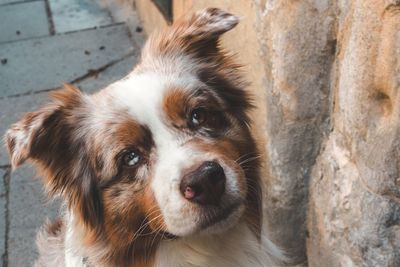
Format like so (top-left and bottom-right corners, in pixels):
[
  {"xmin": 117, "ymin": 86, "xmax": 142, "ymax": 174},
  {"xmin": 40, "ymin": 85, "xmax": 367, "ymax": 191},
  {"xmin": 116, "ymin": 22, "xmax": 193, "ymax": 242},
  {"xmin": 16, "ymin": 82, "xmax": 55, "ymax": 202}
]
[
  {"xmin": 162, "ymin": 86, "xmax": 220, "ymax": 121},
  {"xmin": 162, "ymin": 87, "xmax": 191, "ymax": 128},
  {"xmin": 114, "ymin": 121, "xmax": 154, "ymax": 150}
]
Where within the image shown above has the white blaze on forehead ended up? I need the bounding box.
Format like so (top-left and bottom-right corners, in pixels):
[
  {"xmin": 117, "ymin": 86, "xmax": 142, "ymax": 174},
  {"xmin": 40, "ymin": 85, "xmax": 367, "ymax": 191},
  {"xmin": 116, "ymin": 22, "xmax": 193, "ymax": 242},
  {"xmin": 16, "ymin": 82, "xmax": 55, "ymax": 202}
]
[
  {"xmin": 109, "ymin": 71, "xmax": 196, "ymax": 161},
  {"xmin": 108, "ymin": 71, "xmax": 202, "ymax": 159},
  {"xmin": 110, "ymin": 71, "xmax": 196, "ymax": 130},
  {"xmin": 109, "ymin": 71, "xmax": 203, "ymax": 233},
  {"xmin": 108, "ymin": 72, "xmax": 201, "ymax": 152},
  {"xmin": 110, "ymin": 72, "xmax": 200, "ymax": 171}
]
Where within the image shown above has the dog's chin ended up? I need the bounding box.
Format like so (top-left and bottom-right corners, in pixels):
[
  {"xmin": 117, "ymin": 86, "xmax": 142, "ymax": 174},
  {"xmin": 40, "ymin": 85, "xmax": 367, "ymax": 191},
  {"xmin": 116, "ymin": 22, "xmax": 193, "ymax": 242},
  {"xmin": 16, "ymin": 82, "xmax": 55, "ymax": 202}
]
[
  {"xmin": 165, "ymin": 200, "xmax": 245, "ymax": 238},
  {"xmin": 196, "ymin": 201, "xmax": 245, "ymax": 236}
]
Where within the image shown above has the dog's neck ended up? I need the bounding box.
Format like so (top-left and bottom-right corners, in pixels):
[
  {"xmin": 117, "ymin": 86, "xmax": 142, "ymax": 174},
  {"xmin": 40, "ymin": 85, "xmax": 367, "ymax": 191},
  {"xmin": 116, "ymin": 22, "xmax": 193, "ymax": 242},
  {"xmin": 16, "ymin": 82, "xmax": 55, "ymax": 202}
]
[
  {"xmin": 154, "ymin": 223, "xmax": 279, "ymax": 267},
  {"xmin": 64, "ymin": 211, "xmax": 279, "ymax": 267}
]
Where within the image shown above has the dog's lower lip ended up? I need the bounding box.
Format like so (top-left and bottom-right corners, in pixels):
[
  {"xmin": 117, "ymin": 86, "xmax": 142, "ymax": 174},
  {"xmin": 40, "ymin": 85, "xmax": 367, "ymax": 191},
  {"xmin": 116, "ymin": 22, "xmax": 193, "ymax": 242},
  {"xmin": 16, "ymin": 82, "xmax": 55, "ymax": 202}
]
[
  {"xmin": 161, "ymin": 231, "xmax": 178, "ymax": 240},
  {"xmin": 199, "ymin": 200, "xmax": 242, "ymax": 230}
]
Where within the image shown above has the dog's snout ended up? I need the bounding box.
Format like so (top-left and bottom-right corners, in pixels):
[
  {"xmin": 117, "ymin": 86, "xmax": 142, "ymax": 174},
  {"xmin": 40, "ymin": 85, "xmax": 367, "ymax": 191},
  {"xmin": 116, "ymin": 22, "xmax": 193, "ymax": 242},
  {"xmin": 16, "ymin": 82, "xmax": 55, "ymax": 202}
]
[{"xmin": 180, "ymin": 161, "xmax": 225, "ymax": 205}]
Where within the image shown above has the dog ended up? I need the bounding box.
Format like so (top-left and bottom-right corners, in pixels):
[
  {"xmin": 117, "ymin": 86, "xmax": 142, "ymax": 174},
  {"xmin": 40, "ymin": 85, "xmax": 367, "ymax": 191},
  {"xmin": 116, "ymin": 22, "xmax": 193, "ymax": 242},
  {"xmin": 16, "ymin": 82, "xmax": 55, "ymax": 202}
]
[{"xmin": 5, "ymin": 8, "xmax": 285, "ymax": 267}]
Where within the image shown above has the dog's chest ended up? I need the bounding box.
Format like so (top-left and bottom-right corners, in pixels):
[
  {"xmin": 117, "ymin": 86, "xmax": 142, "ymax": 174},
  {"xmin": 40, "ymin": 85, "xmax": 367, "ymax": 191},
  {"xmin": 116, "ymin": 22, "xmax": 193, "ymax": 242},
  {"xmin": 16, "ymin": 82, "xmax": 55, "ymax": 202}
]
[{"xmin": 154, "ymin": 224, "xmax": 270, "ymax": 267}]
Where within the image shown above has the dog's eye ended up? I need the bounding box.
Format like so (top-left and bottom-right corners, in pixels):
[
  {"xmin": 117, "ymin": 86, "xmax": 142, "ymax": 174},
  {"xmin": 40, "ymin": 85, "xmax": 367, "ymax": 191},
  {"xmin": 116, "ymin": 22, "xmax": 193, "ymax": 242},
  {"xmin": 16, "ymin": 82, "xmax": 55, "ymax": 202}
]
[
  {"xmin": 123, "ymin": 151, "xmax": 140, "ymax": 167},
  {"xmin": 190, "ymin": 108, "xmax": 207, "ymax": 127}
]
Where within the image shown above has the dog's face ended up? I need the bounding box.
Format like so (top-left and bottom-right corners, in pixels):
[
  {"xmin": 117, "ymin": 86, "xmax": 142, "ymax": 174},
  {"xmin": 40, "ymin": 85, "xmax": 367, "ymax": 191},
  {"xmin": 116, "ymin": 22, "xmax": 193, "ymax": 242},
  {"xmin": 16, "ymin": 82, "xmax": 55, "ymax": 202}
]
[{"xmin": 5, "ymin": 8, "xmax": 261, "ymax": 248}]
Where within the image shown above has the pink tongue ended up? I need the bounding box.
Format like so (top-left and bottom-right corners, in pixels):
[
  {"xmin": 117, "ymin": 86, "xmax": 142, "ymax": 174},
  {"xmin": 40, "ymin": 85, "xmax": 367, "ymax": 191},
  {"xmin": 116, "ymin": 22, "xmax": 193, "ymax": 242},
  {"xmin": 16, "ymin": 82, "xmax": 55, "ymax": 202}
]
[{"xmin": 184, "ymin": 187, "xmax": 195, "ymax": 199}]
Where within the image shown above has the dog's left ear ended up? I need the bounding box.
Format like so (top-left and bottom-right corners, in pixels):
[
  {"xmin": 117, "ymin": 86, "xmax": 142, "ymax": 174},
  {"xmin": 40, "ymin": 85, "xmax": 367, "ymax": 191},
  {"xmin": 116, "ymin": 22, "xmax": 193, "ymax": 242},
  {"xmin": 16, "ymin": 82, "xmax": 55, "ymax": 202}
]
[
  {"xmin": 142, "ymin": 8, "xmax": 239, "ymax": 59},
  {"xmin": 5, "ymin": 85, "xmax": 82, "ymax": 169},
  {"xmin": 5, "ymin": 85, "xmax": 103, "ymax": 229}
]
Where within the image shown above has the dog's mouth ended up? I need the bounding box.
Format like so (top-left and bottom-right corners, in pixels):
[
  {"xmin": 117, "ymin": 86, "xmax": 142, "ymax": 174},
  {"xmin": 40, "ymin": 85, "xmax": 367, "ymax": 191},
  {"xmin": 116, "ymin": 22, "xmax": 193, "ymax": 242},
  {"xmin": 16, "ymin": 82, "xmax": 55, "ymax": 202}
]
[
  {"xmin": 198, "ymin": 199, "xmax": 244, "ymax": 231},
  {"xmin": 160, "ymin": 230, "xmax": 178, "ymax": 240}
]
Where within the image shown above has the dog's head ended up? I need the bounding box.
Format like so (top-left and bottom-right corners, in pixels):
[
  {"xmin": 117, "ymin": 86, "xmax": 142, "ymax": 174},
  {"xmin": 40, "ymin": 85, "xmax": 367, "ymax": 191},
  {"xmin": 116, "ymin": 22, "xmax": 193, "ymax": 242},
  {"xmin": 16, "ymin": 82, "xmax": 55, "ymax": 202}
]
[{"xmin": 5, "ymin": 8, "xmax": 261, "ymax": 248}]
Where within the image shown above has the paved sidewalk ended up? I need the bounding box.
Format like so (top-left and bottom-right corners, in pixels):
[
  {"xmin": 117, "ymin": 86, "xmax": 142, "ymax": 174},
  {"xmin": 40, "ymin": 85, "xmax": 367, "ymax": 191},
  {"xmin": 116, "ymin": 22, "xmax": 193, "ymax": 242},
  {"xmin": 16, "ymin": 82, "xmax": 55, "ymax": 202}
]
[{"xmin": 0, "ymin": 0, "xmax": 144, "ymax": 265}]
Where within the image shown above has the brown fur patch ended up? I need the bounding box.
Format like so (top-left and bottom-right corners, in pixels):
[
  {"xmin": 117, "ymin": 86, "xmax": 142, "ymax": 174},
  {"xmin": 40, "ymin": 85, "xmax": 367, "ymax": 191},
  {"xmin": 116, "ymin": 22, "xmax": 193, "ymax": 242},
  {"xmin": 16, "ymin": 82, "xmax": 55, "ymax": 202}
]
[
  {"xmin": 162, "ymin": 86, "xmax": 232, "ymax": 137},
  {"xmin": 46, "ymin": 219, "xmax": 64, "ymax": 236},
  {"xmin": 89, "ymin": 119, "xmax": 154, "ymax": 182},
  {"xmin": 162, "ymin": 87, "xmax": 190, "ymax": 128}
]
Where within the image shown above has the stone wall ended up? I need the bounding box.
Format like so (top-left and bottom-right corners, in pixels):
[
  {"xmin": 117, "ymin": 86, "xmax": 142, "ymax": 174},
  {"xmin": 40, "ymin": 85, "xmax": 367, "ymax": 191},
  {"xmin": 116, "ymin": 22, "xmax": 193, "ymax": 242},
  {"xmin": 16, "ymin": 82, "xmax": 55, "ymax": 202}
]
[
  {"xmin": 109, "ymin": 0, "xmax": 400, "ymax": 266},
  {"xmin": 307, "ymin": 1, "xmax": 400, "ymax": 266}
]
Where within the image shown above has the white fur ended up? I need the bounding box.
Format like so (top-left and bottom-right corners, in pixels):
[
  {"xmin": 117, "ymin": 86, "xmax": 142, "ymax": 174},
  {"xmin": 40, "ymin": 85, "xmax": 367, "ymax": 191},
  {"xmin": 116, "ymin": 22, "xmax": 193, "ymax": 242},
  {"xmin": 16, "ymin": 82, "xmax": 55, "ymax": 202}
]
[
  {"xmin": 155, "ymin": 222, "xmax": 282, "ymax": 267},
  {"xmin": 65, "ymin": 214, "xmax": 86, "ymax": 267}
]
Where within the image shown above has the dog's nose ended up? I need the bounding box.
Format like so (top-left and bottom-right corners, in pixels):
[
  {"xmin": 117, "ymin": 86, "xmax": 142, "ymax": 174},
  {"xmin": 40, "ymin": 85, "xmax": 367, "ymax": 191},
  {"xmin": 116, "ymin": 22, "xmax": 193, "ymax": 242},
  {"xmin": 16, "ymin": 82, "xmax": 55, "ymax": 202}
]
[{"xmin": 180, "ymin": 161, "xmax": 225, "ymax": 205}]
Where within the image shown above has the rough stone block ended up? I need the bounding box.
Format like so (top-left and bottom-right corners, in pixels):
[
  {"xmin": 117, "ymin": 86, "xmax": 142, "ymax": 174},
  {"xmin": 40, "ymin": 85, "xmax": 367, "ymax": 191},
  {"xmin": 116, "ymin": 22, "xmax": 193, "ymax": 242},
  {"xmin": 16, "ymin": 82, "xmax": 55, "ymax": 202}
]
[
  {"xmin": 7, "ymin": 164, "xmax": 60, "ymax": 266},
  {"xmin": 307, "ymin": 1, "xmax": 400, "ymax": 266},
  {"xmin": 49, "ymin": 0, "xmax": 113, "ymax": 33},
  {"xmin": 0, "ymin": 24, "xmax": 134, "ymax": 97},
  {"xmin": 0, "ymin": 1, "xmax": 49, "ymax": 43}
]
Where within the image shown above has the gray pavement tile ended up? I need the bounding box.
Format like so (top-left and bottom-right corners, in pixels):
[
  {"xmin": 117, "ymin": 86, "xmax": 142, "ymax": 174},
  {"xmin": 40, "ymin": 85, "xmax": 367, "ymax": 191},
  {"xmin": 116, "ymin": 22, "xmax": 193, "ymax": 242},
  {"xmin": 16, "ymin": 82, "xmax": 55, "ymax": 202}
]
[
  {"xmin": 0, "ymin": 24, "xmax": 134, "ymax": 97},
  {"xmin": 0, "ymin": 1, "xmax": 49, "ymax": 43},
  {"xmin": 8, "ymin": 164, "xmax": 60, "ymax": 266},
  {"xmin": 50, "ymin": 0, "xmax": 113, "ymax": 33},
  {"xmin": 0, "ymin": 169, "xmax": 5, "ymax": 264},
  {"xmin": 0, "ymin": 92, "xmax": 49, "ymax": 166},
  {"xmin": 0, "ymin": 0, "xmax": 32, "ymax": 5},
  {"xmin": 77, "ymin": 54, "xmax": 137, "ymax": 93}
]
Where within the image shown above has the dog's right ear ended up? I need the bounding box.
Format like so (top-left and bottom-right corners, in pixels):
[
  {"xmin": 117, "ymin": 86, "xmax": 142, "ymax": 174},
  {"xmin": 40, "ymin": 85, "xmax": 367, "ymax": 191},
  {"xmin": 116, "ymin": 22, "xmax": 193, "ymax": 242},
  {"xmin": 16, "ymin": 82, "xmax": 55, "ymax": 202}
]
[
  {"xmin": 4, "ymin": 84, "xmax": 82, "ymax": 169},
  {"xmin": 142, "ymin": 8, "xmax": 239, "ymax": 59},
  {"xmin": 174, "ymin": 7, "xmax": 239, "ymax": 42}
]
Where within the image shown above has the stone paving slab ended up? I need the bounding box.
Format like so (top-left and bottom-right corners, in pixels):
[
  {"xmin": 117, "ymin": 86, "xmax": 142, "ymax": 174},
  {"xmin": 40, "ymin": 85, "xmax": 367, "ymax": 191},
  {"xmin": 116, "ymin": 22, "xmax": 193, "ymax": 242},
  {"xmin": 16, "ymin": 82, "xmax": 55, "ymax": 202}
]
[
  {"xmin": 0, "ymin": 169, "xmax": 5, "ymax": 264},
  {"xmin": 50, "ymin": 0, "xmax": 113, "ymax": 33},
  {"xmin": 8, "ymin": 164, "xmax": 60, "ymax": 266},
  {"xmin": 0, "ymin": 24, "xmax": 134, "ymax": 97},
  {"xmin": 0, "ymin": 0, "xmax": 32, "ymax": 6},
  {"xmin": 77, "ymin": 54, "xmax": 137, "ymax": 93},
  {"xmin": 0, "ymin": 1, "xmax": 49, "ymax": 43}
]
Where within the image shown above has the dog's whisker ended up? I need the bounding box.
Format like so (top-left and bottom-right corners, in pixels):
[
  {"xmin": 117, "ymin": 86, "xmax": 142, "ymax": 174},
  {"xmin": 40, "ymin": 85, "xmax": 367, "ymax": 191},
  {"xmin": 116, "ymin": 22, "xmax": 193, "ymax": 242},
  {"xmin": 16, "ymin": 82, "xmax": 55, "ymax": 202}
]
[
  {"xmin": 132, "ymin": 206, "xmax": 161, "ymax": 239},
  {"xmin": 234, "ymin": 152, "xmax": 259, "ymax": 164},
  {"xmin": 237, "ymin": 155, "xmax": 262, "ymax": 166}
]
